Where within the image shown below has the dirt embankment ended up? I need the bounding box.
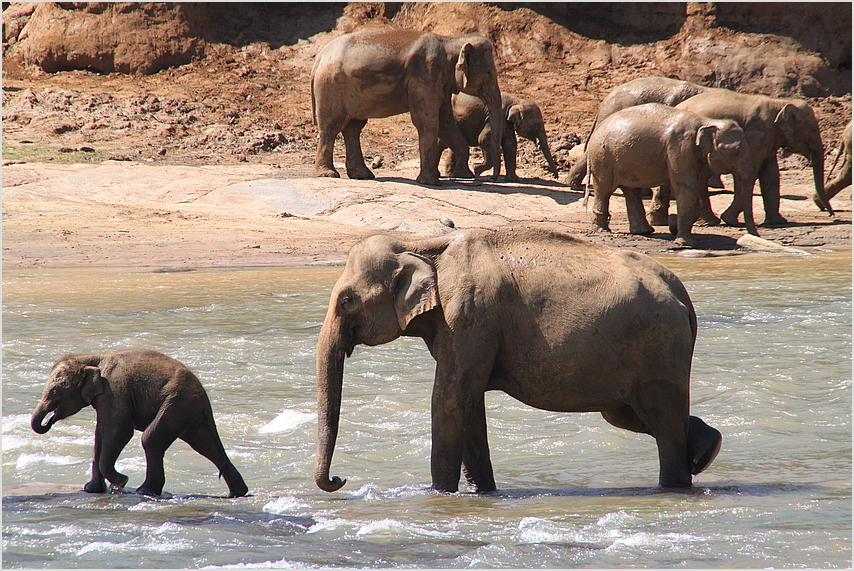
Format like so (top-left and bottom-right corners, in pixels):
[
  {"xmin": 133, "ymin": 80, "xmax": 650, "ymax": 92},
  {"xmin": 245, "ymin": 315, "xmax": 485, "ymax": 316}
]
[{"xmin": 2, "ymin": 2, "xmax": 850, "ymax": 269}]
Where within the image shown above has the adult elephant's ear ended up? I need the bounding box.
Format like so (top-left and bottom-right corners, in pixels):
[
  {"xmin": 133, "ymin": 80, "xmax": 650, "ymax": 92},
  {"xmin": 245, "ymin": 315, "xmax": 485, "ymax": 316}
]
[
  {"xmin": 454, "ymin": 43, "xmax": 474, "ymax": 92},
  {"xmin": 80, "ymin": 366, "xmax": 104, "ymax": 404},
  {"xmin": 393, "ymin": 252, "xmax": 439, "ymax": 330},
  {"xmin": 696, "ymin": 124, "xmax": 718, "ymax": 159},
  {"xmin": 774, "ymin": 104, "xmax": 799, "ymax": 143}
]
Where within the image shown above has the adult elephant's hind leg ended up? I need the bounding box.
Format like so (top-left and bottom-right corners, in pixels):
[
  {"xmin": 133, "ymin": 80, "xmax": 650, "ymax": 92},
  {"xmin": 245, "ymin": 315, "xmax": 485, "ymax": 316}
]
[
  {"xmin": 630, "ymin": 388, "xmax": 692, "ymax": 489},
  {"xmin": 181, "ymin": 422, "xmax": 249, "ymax": 497},
  {"xmin": 462, "ymin": 394, "xmax": 496, "ymax": 493},
  {"xmin": 315, "ymin": 114, "xmax": 345, "ymax": 178},
  {"xmin": 342, "ymin": 118, "xmax": 375, "ymax": 180}
]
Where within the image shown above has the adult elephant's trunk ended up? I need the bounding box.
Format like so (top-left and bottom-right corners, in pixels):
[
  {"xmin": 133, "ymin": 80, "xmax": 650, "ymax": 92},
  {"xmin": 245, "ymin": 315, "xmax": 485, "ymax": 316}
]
[
  {"xmin": 31, "ymin": 404, "xmax": 54, "ymax": 434},
  {"xmin": 484, "ymin": 87, "xmax": 504, "ymax": 181},
  {"xmin": 810, "ymin": 145, "xmax": 835, "ymax": 216},
  {"xmin": 537, "ymin": 127, "xmax": 559, "ymax": 177},
  {"xmin": 314, "ymin": 320, "xmax": 347, "ymax": 492}
]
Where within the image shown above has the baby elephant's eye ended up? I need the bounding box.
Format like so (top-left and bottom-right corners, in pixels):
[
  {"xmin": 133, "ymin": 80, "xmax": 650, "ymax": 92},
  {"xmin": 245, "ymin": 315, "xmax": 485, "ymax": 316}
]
[{"xmin": 340, "ymin": 295, "xmax": 353, "ymax": 309}]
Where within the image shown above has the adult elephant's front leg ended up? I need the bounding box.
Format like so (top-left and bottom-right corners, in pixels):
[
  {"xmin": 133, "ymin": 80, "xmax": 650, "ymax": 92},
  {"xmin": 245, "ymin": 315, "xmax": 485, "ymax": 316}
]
[
  {"xmin": 462, "ymin": 394, "xmax": 496, "ymax": 493},
  {"xmin": 411, "ymin": 101, "xmax": 442, "ymax": 186},
  {"xmin": 757, "ymin": 157, "xmax": 787, "ymax": 226},
  {"xmin": 430, "ymin": 355, "xmax": 494, "ymax": 492}
]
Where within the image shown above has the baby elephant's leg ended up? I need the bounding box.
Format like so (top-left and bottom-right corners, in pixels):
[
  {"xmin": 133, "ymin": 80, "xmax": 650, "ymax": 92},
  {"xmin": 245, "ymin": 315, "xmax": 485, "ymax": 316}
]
[
  {"xmin": 181, "ymin": 423, "xmax": 249, "ymax": 498},
  {"xmin": 137, "ymin": 410, "xmax": 182, "ymax": 496}
]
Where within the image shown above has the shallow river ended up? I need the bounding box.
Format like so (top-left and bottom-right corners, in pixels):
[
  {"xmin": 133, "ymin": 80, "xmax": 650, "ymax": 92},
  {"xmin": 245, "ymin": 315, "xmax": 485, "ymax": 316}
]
[{"xmin": 3, "ymin": 251, "xmax": 851, "ymax": 568}]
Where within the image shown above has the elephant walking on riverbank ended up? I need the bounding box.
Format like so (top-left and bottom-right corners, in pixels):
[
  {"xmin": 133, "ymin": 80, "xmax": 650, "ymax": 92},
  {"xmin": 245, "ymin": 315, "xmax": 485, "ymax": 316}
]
[
  {"xmin": 586, "ymin": 103, "xmax": 750, "ymax": 246},
  {"xmin": 444, "ymin": 91, "xmax": 559, "ymax": 182},
  {"xmin": 567, "ymin": 76, "xmax": 714, "ymax": 189},
  {"xmin": 31, "ymin": 349, "xmax": 248, "ymax": 498},
  {"xmin": 311, "ymin": 29, "xmax": 504, "ymax": 186},
  {"xmin": 314, "ymin": 225, "xmax": 722, "ymax": 494},
  {"xmin": 676, "ymin": 90, "xmax": 834, "ymax": 228}
]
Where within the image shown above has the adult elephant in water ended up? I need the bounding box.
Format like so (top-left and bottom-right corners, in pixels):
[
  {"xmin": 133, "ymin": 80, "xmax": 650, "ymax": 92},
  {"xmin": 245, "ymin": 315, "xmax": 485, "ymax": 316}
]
[
  {"xmin": 567, "ymin": 76, "xmax": 714, "ymax": 189},
  {"xmin": 314, "ymin": 225, "xmax": 722, "ymax": 494},
  {"xmin": 310, "ymin": 29, "xmax": 503, "ymax": 186},
  {"xmin": 676, "ymin": 90, "xmax": 834, "ymax": 227}
]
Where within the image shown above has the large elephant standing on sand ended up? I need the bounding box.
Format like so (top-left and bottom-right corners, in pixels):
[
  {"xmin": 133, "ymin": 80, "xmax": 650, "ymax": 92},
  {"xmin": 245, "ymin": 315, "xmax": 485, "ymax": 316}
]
[
  {"xmin": 676, "ymin": 90, "xmax": 834, "ymax": 227},
  {"xmin": 444, "ymin": 91, "xmax": 559, "ymax": 182},
  {"xmin": 311, "ymin": 29, "xmax": 504, "ymax": 186},
  {"xmin": 567, "ymin": 77, "xmax": 714, "ymax": 189},
  {"xmin": 587, "ymin": 103, "xmax": 751, "ymax": 246},
  {"xmin": 314, "ymin": 225, "xmax": 722, "ymax": 494}
]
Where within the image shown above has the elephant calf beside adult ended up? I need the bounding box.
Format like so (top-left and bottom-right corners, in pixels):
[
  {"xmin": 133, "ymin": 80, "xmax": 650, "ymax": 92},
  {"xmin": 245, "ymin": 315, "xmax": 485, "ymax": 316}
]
[
  {"xmin": 314, "ymin": 225, "xmax": 722, "ymax": 494},
  {"xmin": 587, "ymin": 103, "xmax": 750, "ymax": 246},
  {"xmin": 675, "ymin": 90, "xmax": 834, "ymax": 228},
  {"xmin": 311, "ymin": 29, "xmax": 504, "ymax": 186},
  {"xmin": 567, "ymin": 76, "xmax": 715, "ymax": 190},
  {"xmin": 31, "ymin": 349, "xmax": 248, "ymax": 498},
  {"xmin": 443, "ymin": 91, "xmax": 559, "ymax": 182}
]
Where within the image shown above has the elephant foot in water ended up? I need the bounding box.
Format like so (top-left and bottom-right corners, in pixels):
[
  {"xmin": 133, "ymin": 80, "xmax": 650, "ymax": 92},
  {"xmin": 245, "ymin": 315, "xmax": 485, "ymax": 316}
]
[
  {"xmin": 84, "ymin": 479, "xmax": 108, "ymax": 493},
  {"xmin": 688, "ymin": 416, "xmax": 722, "ymax": 475}
]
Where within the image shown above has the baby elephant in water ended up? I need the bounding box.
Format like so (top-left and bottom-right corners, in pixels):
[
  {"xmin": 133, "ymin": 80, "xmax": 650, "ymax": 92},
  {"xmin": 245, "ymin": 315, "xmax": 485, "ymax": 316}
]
[{"xmin": 31, "ymin": 349, "xmax": 248, "ymax": 498}]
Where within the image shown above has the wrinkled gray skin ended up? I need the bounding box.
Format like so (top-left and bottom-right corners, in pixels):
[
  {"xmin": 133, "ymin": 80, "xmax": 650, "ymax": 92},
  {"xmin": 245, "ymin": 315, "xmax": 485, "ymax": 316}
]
[
  {"xmin": 311, "ymin": 29, "xmax": 503, "ymax": 186},
  {"xmin": 443, "ymin": 91, "xmax": 559, "ymax": 182},
  {"xmin": 675, "ymin": 90, "xmax": 834, "ymax": 228},
  {"xmin": 816, "ymin": 120, "xmax": 851, "ymax": 210},
  {"xmin": 315, "ymin": 225, "xmax": 722, "ymax": 493},
  {"xmin": 567, "ymin": 77, "xmax": 714, "ymax": 189},
  {"xmin": 31, "ymin": 349, "xmax": 248, "ymax": 498},
  {"xmin": 587, "ymin": 103, "xmax": 751, "ymax": 247}
]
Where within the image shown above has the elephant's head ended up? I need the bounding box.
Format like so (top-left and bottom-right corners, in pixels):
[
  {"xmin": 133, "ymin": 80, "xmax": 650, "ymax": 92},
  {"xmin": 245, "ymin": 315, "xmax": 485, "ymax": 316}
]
[
  {"xmin": 697, "ymin": 119, "xmax": 758, "ymax": 235},
  {"xmin": 508, "ymin": 100, "xmax": 559, "ymax": 177},
  {"xmin": 315, "ymin": 236, "xmax": 439, "ymax": 492},
  {"xmin": 454, "ymin": 37, "xmax": 503, "ymax": 181},
  {"xmin": 31, "ymin": 358, "xmax": 104, "ymax": 434},
  {"xmin": 696, "ymin": 119, "xmax": 750, "ymax": 176},
  {"xmin": 775, "ymin": 99, "xmax": 834, "ymax": 215}
]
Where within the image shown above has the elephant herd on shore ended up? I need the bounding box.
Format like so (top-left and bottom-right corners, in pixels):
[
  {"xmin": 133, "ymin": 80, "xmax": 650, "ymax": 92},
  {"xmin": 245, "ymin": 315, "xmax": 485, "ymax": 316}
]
[
  {"xmin": 312, "ymin": 29, "xmax": 849, "ymax": 247},
  {"xmin": 31, "ymin": 29, "xmax": 848, "ymax": 499}
]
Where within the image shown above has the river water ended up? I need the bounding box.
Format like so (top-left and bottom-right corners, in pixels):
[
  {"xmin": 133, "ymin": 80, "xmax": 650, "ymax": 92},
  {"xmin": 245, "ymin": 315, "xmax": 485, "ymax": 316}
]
[{"xmin": 3, "ymin": 251, "xmax": 851, "ymax": 568}]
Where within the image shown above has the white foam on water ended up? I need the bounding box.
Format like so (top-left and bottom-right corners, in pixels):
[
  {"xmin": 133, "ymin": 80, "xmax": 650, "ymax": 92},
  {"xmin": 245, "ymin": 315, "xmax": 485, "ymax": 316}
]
[
  {"xmin": 15, "ymin": 452, "xmax": 80, "ymax": 470},
  {"xmin": 258, "ymin": 410, "xmax": 316, "ymax": 434},
  {"xmin": 262, "ymin": 495, "xmax": 309, "ymax": 515}
]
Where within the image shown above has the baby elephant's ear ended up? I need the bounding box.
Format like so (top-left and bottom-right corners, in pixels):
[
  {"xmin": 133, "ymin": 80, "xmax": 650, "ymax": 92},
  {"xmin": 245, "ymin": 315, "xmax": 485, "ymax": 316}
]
[
  {"xmin": 393, "ymin": 252, "xmax": 439, "ymax": 331},
  {"xmin": 695, "ymin": 124, "xmax": 718, "ymax": 157},
  {"xmin": 80, "ymin": 366, "xmax": 104, "ymax": 404}
]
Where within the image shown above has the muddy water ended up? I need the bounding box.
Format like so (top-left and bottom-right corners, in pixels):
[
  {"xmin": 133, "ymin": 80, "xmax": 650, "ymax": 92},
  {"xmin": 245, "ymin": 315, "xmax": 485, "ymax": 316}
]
[{"xmin": 3, "ymin": 252, "xmax": 851, "ymax": 568}]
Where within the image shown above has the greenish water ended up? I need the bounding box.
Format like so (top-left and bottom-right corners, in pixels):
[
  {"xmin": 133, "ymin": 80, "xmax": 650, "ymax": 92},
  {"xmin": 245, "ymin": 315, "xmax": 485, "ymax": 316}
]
[{"xmin": 3, "ymin": 252, "xmax": 851, "ymax": 568}]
